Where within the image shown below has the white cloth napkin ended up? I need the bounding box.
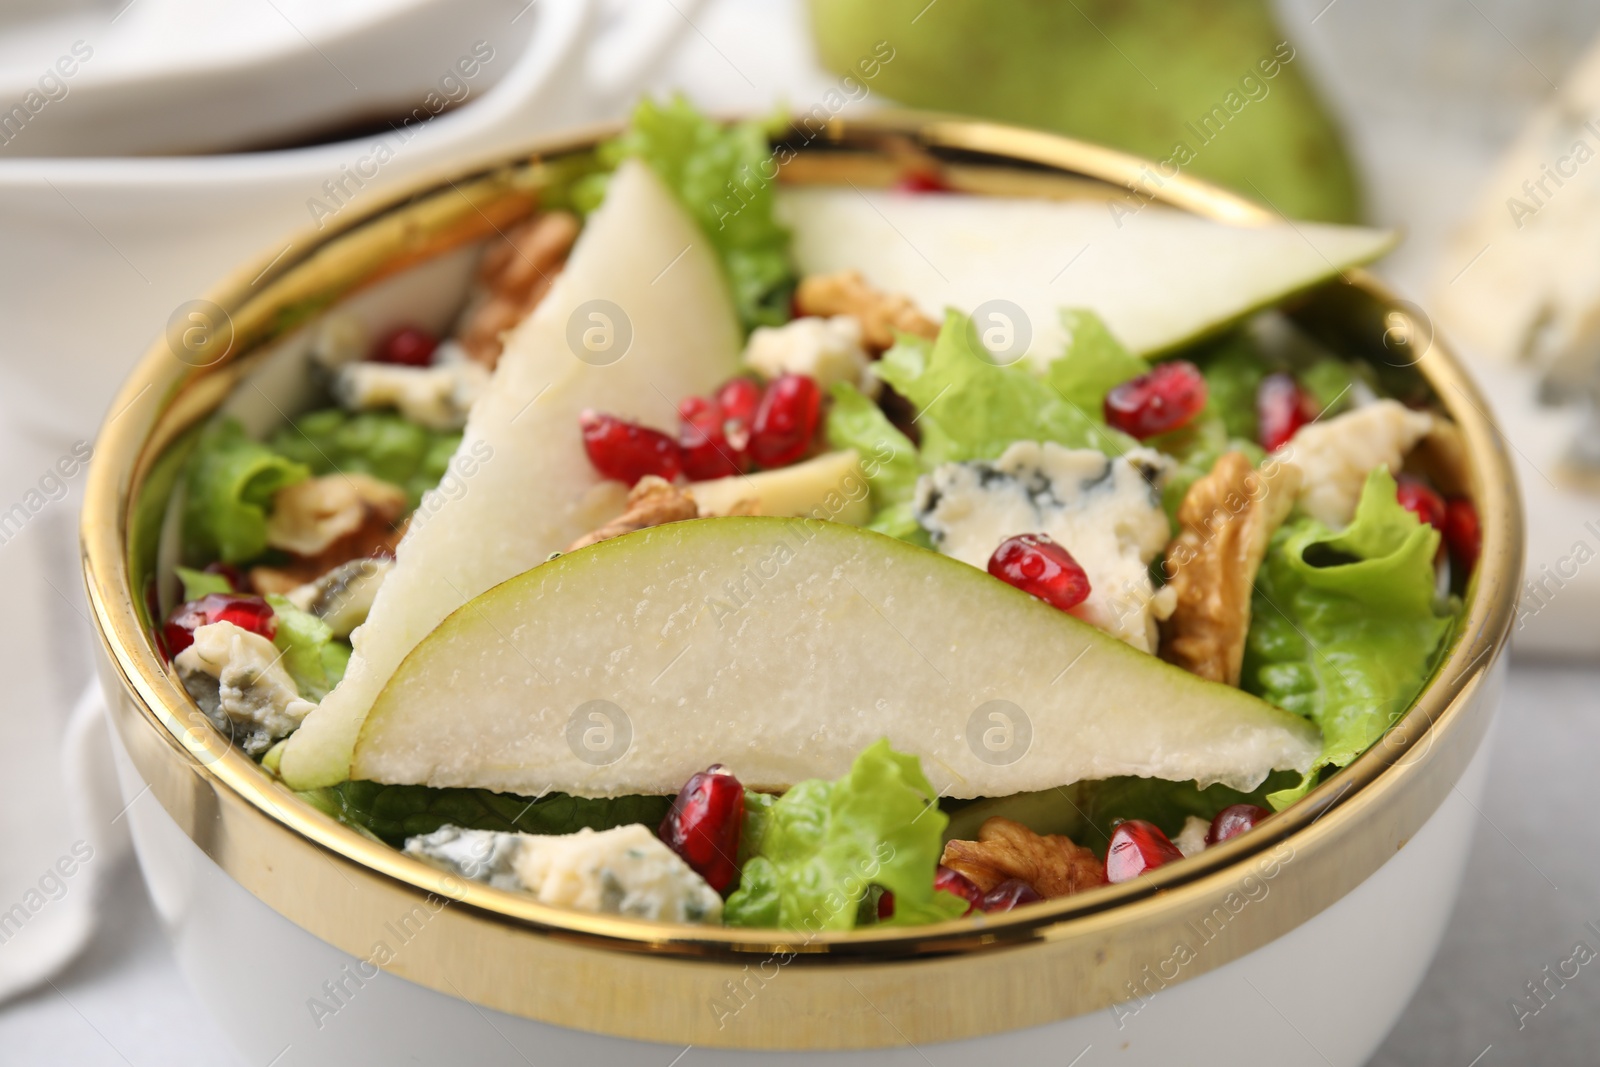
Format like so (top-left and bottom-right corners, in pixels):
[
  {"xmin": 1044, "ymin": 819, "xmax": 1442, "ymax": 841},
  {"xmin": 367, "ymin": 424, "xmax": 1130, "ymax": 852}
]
[{"xmin": 0, "ymin": 685, "xmax": 128, "ymax": 1005}]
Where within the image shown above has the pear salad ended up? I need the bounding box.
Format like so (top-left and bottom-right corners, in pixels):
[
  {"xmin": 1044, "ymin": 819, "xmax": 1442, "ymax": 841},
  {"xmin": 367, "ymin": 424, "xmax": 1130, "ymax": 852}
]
[{"xmin": 157, "ymin": 100, "xmax": 1475, "ymax": 930}]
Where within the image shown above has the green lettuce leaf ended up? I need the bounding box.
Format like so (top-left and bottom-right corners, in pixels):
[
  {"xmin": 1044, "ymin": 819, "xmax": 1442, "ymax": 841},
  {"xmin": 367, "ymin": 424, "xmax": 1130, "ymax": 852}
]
[
  {"xmin": 1298, "ymin": 358, "xmax": 1359, "ymax": 418},
  {"xmin": 174, "ymin": 566, "xmax": 233, "ymax": 601},
  {"xmin": 182, "ymin": 418, "xmax": 310, "ymax": 564},
  {"xmin": 1045, "ymin": 308, "xmax": 1149, "ymax": 414},
  {"xmin": 825, "ymin": 382, "xmax": 920, "ymax": 515},
  {"xmin": 724, "ymin": 740, "xmax": 968, "ymax": 930},
  {"xmin": 1243, "ymin": 468, "xmax": 1455, "ymax": 807},
  {"xmin": 265, "ymin": 595, "xmax": 350, "ymax": 702},
  {"xmin": 267, "ymin": 408, "xmax": 458, "ymax": 509},
  {"xmin": 593, "ymin": 95, "xmax": 795, "ymax": 331},
  {"xmin": 1191, "ymin": 333, "xmax": 1268, "ymax": 442},
  {"xmin": 297, "ymin": 780, "xmax": 671, "ymax": 847},
  {"xmin": 876, "ymin": 310, "xmax": 1136, "ymax": 467}
]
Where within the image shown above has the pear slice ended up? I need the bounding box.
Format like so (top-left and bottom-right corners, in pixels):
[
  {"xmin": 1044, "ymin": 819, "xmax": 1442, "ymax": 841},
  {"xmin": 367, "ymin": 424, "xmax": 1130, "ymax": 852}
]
[
  {"xmin": 280, "ymin": 161, "xmax": 744, "ymax": 790},
  {"xmin": 777, "ymin": 188, "xmax": 1395, "ymax": 361},
  {"xmin": 353, "ymin": 518, "xmax": 1320, "ymax": 798},
  {"xmin": 691, "ymin": 449, "xmax": 869, "ymax": 525}
]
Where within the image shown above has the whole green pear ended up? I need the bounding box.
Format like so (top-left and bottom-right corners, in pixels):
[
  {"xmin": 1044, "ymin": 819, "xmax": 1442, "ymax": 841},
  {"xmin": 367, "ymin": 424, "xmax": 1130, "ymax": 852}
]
[{"xmin": 808, "ymin": 0, "xmax": 1363, "ymax": 222}]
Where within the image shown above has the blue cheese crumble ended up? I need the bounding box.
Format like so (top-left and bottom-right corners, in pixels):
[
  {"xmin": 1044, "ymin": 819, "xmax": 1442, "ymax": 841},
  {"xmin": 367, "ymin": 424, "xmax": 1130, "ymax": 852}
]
[
  {"xmin": 913, "ymin": 441, "xmax": 1176, "ymax": 652},
  {"xmin": 329, "ymin": 340, "xmax": 489, "ymax": 432},
  {"xmin": 174, "ymin": 621, "xmax": 316, "ymax": 756},
  {"xmin": 404, "ymin": 823, "xmax": 722, "ymax": 924}
]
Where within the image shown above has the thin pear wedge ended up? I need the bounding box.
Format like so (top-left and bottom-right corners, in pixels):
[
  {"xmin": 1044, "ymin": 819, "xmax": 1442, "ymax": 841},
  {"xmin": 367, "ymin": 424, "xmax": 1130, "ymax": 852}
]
[
  {"xmin": 353, "ymin": 518, "xmax": 1320, "ymax": 798},
  {"xmin": 280, "ymin": 160, "xmax": 744, "ymax": 790},
  {"xmin": 777, "ymin": 188, "xmax": 1395, "ymax": 361}
]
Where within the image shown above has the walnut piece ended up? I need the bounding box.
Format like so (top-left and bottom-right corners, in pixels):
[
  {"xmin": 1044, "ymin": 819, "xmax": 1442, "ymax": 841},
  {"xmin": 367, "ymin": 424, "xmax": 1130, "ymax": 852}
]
[
  {"xmin": 794, "ymin": 270, "xmax": 939, "ymax": 352},
  {"xmin": 940, "ymin": 816, "xmax": 1105, "ymax": 898},
  {"xmin": 252, "ymin": 503, "xmax": 408, "ymax": 596},
  {"xmin": 265, "ymin": 473, "xmax": 407, "ymax": 557},
  {"xmin": 565, "ymin": 477, "xmax": 700, "ymax": 552},
  {"xmin": 460, "ymin": 211, "xmax": 581, "ymax": 368},
  {"xmin": 1159, "ymin": 451, "xmax": 1302, "ymax": 685}
]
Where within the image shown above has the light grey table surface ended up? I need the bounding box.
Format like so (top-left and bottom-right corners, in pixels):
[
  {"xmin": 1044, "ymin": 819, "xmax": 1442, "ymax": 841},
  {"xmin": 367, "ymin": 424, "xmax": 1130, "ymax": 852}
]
[{"xmin": 3, "ymin": 0, "xmax": 1599, "ymax": 1063}]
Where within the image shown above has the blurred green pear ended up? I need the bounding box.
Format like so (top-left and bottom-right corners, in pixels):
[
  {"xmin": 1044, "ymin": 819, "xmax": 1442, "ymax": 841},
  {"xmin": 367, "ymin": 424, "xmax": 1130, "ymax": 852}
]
[{"xmin": 808, "ymin": 0, "xmax": 1363, "ymax": 222}]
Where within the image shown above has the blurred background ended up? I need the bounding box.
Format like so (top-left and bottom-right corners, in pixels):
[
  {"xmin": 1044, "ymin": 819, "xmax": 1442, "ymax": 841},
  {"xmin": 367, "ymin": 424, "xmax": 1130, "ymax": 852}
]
[{"xmin": 1, "ymin": 0, "xmax": 1598, "ymax": 1062}]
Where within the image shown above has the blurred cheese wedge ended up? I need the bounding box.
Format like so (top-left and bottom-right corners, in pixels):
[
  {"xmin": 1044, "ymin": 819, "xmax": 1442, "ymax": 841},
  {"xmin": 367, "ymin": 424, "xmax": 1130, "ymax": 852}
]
[{"xmin": 1431, "ymin": 36, "xmax": 1600, "ymax": 365}]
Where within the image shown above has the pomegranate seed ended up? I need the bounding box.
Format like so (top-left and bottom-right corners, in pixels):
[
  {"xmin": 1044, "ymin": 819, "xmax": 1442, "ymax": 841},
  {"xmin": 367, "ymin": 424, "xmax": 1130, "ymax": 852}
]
[
  {"xmin": 977, "ymin": 877, "xmax": 1042, "ymax": 912},
  {"xmin": 892, "ymin": 170, "xmax": 953, "ymax": 194},
  {"xmin": 659, "ymin": 764, "xmax": 745, "ymax": 893},
  {"xmin": 678, "ymin": 395, "xmax": 716, "ymax": 423},
  {"xmin": 715, "ymin": 377, "xmax": 764, "ymax": 426},
  {"xmin": 579, "ymin": 410, "xmax": 683, "ymax": 486},
  {"xmin": 163, "ymin": 593, "xmax": 277, "ymax": 657},
  {"xmin": 1103, "ymin": 360, "xmax": 1207, "ymax": 439},
  {"xmin": 877, "ymin": 889, "xmax": 895, "ymax": 920},
  {"xmin": 1256, "ymin": 372, "xmax": 1314, "ymax": 452},
  {"xmin": 1443, "ymin": 497, "xmax": 1481, "ymax": 574},
  {"xmin": 1396, "ymin": 477, "xmax": 1447, "ymax": 531},
  {"xmin": 749, "ymin": 374, "xmax": 821, "ymax": 468},
  {"xmin": 203, "ymin": 561, "xmax": 245, "ymax": 592},
  {"xmin": 369, "ymin": 325, "xmax": 438, "ymax": 367},
  {"xmin": 1206, "ymin": 804, "xmax": 1270, "ymax": 846},
  {"xmin": 987, "ymin": 534, "xmax": 1091, "ymax": 612},
  {"xmin": 1104, "ymin": 819, "xmax": 1185, "ymax": 884},
  {"xmin": 678, "ymin": 394, "xmax": 748, "ymax": 480}
]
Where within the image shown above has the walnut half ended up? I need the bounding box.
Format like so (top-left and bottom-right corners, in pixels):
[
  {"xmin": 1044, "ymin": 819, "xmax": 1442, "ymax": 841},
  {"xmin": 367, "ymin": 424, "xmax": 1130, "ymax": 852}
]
[
  {"xmin": 459, "ymin": 211, "xmax": 581, "ymax": 368},
  {"xmin": 265, "ymin": 473, "xmax": 407, "ymax": 558},
  {"xmin": 794, "ymin": 270, "xmax": 939, "ymax": 352},
  {"xmin": 1159, "ymin": 451, "xmax": 1302, "ymax": 685},
  {"xmin": 564, "ymin": 477, "xmax": 701, "ymax": 552},
  {"xmin": 940, "ymin": 816, "xmax": 1106, "ymax": 898}
]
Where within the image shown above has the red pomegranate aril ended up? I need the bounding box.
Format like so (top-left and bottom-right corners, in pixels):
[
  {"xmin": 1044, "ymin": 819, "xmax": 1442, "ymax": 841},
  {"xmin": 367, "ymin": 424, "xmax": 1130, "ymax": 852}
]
[
  {"xmin": 977, "ymin": 877, "xmax": 1042, "ymax": 912},
  {"xmin": 749, "ymin": 373, "xmax": 821, "ymax": 469},
  {"xmin": 1104, "ymin": 819, "xmax": 1185, "ymax": 884},
  {"xmin": 715, "ymin": 377, "xmax": 764, "ymax": 426},
  {"xmin": 678, "ymin": 394, "xmax": 716, "ymax": 423},
  {"xmin": 580, "ymin": 410, "xmax": 683, "ymax": 486},
  {"xmin": 163, "ymin": 593, "xmax": 277, "ymax": 657},
  {"xmin": 877, "ymin": 889, "xmax": 895, "ymax": 920},
  {"xmin": 893, "ymin": 170, "xmax": 953, "ymax": 194},
  {"xmin": 988, "ymin": 533, "xmax": 1091, "ymax": 612},
  {"xmin": 369, "ymin": 324, "xmax": 438, "ymax": 367},
  {"xmin": 1396, "ymin": 477, "xmax": 1447, "ymax": 531},
  {"xmin": 679, "ymin": 404, "xmax": 744, "ymax": 481},
  {"xmin": 934, "ymin": 864, "xmax": 983, "ymax": 904},
  {"xmin": 1443, "ymin": 497, "xmax": 1481, "ymax": 574},
  {"xmin": 1104, "ymin": 360, "xmax": 1207, "ymax": 439},
  {"xmin": 1206, "ymin": 804, "xmax": 1271, "ymax": 846},
  {"xmin": 659, "ymin": 764, "xmax": 745, "ymax": 894},
  {"xmin": 1256, "ymin": 372, "xmax": 1314, "ymax": 452}
]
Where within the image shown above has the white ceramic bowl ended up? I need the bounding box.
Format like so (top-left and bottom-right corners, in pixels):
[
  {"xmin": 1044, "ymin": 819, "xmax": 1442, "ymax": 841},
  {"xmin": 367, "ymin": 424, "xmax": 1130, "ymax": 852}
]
[{"xmin": 82, "ymin": 113, "xmax": 1522, "ymax": 1067}]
